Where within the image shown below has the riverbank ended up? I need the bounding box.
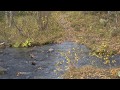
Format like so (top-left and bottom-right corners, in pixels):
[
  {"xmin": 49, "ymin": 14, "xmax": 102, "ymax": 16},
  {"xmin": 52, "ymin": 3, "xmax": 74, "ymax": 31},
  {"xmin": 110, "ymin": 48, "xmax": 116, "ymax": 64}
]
[
  {"xmin": 57, "ymin": 11, "xmax": 120, "ymax": 79},
  {"xmin": 62, "ymin": 65, "xmax": 120, "ymax": 79},
  {"xmin": 0, "ymin": 12, "xmax": 66, "ymax": 48},
  {"xmin": 64, "ymin": 11, "xmax": 120, "ymax": 55}
]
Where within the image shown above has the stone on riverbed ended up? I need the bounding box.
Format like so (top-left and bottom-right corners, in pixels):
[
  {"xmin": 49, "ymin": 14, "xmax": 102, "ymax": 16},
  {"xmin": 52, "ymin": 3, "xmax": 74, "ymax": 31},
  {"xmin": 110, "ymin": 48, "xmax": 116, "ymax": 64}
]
[
  {"xmin": 0, "ymin": 42, "xmax": 6, "ymax": 49},
  {"xmin": 0, "ymin": 51, "xmax": 3, "ymax": 54},
  {"xmin": 16, "ymin": 72, "xmax": 31, "ymax": 76},
  {"xmin": 47, "ymin": 48, "xmax": 54, "ymax": 53},
  {"xmin": 0, "ymin": 66, "xmax": 7, "ymax": 75}
]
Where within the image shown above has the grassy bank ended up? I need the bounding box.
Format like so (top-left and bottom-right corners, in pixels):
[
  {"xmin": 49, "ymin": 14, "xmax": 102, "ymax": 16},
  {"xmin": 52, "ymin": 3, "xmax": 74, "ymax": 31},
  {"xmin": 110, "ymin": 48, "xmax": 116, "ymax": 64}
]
[
  {"xmin": 65, "ymin": 11, "xmax": 120, "ymax": 55},
  {"xmin": 0, "ymin": 12, "xmax": 65, "ymax": 47},
  {"xmin": 57, "ymin": 11, "xmax": 120, "ymax": 79},
  {"xmin": 62, "ymin": 65, "xmax": 120, "ymax": 79}
]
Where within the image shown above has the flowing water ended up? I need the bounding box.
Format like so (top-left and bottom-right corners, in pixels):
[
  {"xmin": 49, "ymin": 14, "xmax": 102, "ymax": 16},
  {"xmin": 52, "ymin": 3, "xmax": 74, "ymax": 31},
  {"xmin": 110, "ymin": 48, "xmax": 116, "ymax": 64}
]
[{"xmin": 0, "ymin": 42, "xmax": 120, "ymax": 79}]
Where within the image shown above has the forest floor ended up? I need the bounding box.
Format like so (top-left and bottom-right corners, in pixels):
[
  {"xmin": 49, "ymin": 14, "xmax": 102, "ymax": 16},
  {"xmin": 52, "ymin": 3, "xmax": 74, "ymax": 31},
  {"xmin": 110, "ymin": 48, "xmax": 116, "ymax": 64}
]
[
  {"xmin": 56, "ymin": 12, "xmax": 77, "ymax": 42},
  {"xmin": 57, "ymin": 12, "xmax": 120, "ymax": 79}
]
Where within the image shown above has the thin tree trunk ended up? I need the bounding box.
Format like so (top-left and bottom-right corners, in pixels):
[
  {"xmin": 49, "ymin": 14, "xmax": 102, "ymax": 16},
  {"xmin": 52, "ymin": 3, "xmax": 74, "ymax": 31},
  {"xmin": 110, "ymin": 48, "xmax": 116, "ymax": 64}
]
[
  {"xmin": 5, "ymin": 11, "xmax": 8, "ymax": 26},
  {"xmin": 12, "ymin": 14, "xmax": 25, "ymax": 37},
  {"xmin": 36, "ymin": 11, "xmax": 51, "ymax": 31},
  {"xmin": 9, "ymin": 11, "xmax": 13, "ymax": 27}
]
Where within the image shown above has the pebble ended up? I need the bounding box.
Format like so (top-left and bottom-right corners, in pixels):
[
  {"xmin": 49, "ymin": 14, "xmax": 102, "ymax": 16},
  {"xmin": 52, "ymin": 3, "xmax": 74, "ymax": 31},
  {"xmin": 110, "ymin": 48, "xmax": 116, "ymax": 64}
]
[
  {"xmin": 30, "ymin": 54, "xmax": 36, "ymax": 58},
  {"xmin": 48, "ymin": 48, "xmax": 54, "ymax": 52},
  {"xmin": 31, "ymin": 61, "xmax": 36, "ymax": 65},
  {"xmin": 16, "ymin": 72, "xmax": 31, "ymax": 76}
]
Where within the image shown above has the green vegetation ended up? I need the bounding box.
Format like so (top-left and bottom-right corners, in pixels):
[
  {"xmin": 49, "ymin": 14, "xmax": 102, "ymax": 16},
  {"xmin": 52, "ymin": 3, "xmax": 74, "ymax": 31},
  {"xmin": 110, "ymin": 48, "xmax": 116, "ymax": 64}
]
[
  {"xmin": 12, "ymin": 39, "xmax": 32, "ymax": 48},
  {"xmin": 0, "ymin": 11, "xmax": 65, "ymax": 48},
  {"xmin": 90, "ymin": 42, "xmax": 117, "ymax": 65},
  {"xmin": 21, "ymin": 39, "xmax": 32, "ymax": 47}
]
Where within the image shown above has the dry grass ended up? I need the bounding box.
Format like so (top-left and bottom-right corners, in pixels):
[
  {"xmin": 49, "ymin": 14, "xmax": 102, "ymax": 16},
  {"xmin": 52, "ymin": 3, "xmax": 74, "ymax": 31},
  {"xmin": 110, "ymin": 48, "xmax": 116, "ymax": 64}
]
[
  {"xmin": 62, "ymin": 65, "xmax": 120, "ymax": 79},
  {"xmin": 56, "ymin": 12, "xmax": 79, "ymax": 42},
  {"xmin": 64, "ymin": 11, "xmax": 120, "ymax": 54},
  {"xmin": 0, "ymin": 12, "xmax": 66, "ymax": 47},
  {"xmin": 55, "ymin": 12, "xmax": 120, "ymax": 79}
]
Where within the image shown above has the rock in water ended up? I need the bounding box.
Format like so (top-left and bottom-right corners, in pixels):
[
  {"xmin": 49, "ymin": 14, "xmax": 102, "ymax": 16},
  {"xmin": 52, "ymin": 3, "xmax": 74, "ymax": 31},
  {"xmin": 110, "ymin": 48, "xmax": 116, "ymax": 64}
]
[
  {"xmin": 0, "ymin": 66, "xmax": 7, "ymax": 75},
  {"xmin": 31, "ymin": 61, "xmax": 36, "ymax": 65},
  {"xmin": 0, "ymin": 42, "xmax": 6, "ymax": 49},
  {"xmin": 16, "ymin": 72, "xmax": 31, "ymax": 76},
  {"xmin": 0, "ymin": 51, "xmax": 3, "ymax": 54},
  {"xmin": 48, "ymin": 48, "xmax": 54, "ymax": 53},
  {"xmin": 30, "ymin": 54, "xmax": 36, "ymax": 58}
]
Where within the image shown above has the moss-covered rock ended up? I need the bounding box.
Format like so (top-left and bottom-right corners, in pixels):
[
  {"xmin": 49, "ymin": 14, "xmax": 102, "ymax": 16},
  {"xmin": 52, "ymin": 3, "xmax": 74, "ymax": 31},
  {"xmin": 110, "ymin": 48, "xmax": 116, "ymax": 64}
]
[
  {"xmin": 0, "ymin": 42, "xmax": 6, "ymax": 49},
  {"xmin": 0, "ymin": 66, "xmax": 7, "ymax": 75}
]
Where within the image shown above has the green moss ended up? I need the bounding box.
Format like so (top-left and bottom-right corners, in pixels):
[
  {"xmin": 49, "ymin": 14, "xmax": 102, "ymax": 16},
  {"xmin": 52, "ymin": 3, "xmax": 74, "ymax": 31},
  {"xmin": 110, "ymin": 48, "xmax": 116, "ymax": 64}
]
[{"xmin": 90, "ymin": 43, "xmax": 117, "ymax": 65}]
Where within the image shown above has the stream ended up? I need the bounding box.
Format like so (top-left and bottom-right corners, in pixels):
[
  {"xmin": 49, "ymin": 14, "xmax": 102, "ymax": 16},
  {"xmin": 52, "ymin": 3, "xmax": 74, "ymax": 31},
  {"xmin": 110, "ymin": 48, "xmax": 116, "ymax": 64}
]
[{"xmin": 0, "ymin": 42, "xmax": 120, "ymax": 79}]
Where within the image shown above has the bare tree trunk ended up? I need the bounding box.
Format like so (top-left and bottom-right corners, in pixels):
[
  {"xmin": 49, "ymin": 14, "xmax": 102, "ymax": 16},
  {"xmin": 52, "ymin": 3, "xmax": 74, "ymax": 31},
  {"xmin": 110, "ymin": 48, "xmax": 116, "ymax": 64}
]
[
  {"xmin": 9, "ymin": 11, "xmax": 13, "ymax": 27},
  {"xmin": 36, "ymin": 11, "xmax": 39, "ymax": 17},
  {"xmin": 5, "ymin": 11, "xmax": 13, "ymax": 27},
  {"xmin": 36, "ymin": 11, "xmax": 51, "ymax": 31},
  {"xmin": 42, "ymin": 11, "xmax": 51, "ymax": 30},
  {"xmin": 36, "ymin": 11, "xmax": 44, "ymax": 31},
  {"xmin": 115, "ymin": 11, "xmax": 118, "ymax": 24},
  {"xmin": 5, "ymin": 11, "xmax": 8, "ymax": 26},
  {"xmin": 12, "ymin": 13, "xmax": 25, "ymax": 37}
]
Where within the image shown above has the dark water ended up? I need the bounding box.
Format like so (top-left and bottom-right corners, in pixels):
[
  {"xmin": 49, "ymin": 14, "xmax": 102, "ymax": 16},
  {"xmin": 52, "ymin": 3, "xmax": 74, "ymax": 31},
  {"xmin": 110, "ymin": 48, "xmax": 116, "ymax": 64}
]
[{"xmin": 0, "ymin": 42, "xmax": 120, "ymax": 79}]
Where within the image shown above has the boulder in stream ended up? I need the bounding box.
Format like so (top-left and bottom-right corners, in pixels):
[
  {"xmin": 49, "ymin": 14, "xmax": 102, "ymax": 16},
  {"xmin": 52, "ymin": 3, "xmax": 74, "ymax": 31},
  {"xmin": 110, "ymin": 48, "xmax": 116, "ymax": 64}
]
[
  {"xmin": 47, "ymin": 48, "xmax": 54, "ymax": 53},
  {"xmin": 0, "ymin": 51, "xmax": 3, "ymax": 54},
  {"xmin": 31, "ymin": 61, "xmax": 36, "ymax": 65},
  {"xmin": 30, "ymin": 53, "xmax": 36, "ymax": 58},
  {"xmin": 16, "ymin": 72, "xmax": 31, "ymax": 76},
  {"xmin": 0, "ymin": 66, "xmax": 7, "ymax": 75},
  {"xmin": 0, "ymin": 42, "xmax": 6, "ymax": 49}
]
